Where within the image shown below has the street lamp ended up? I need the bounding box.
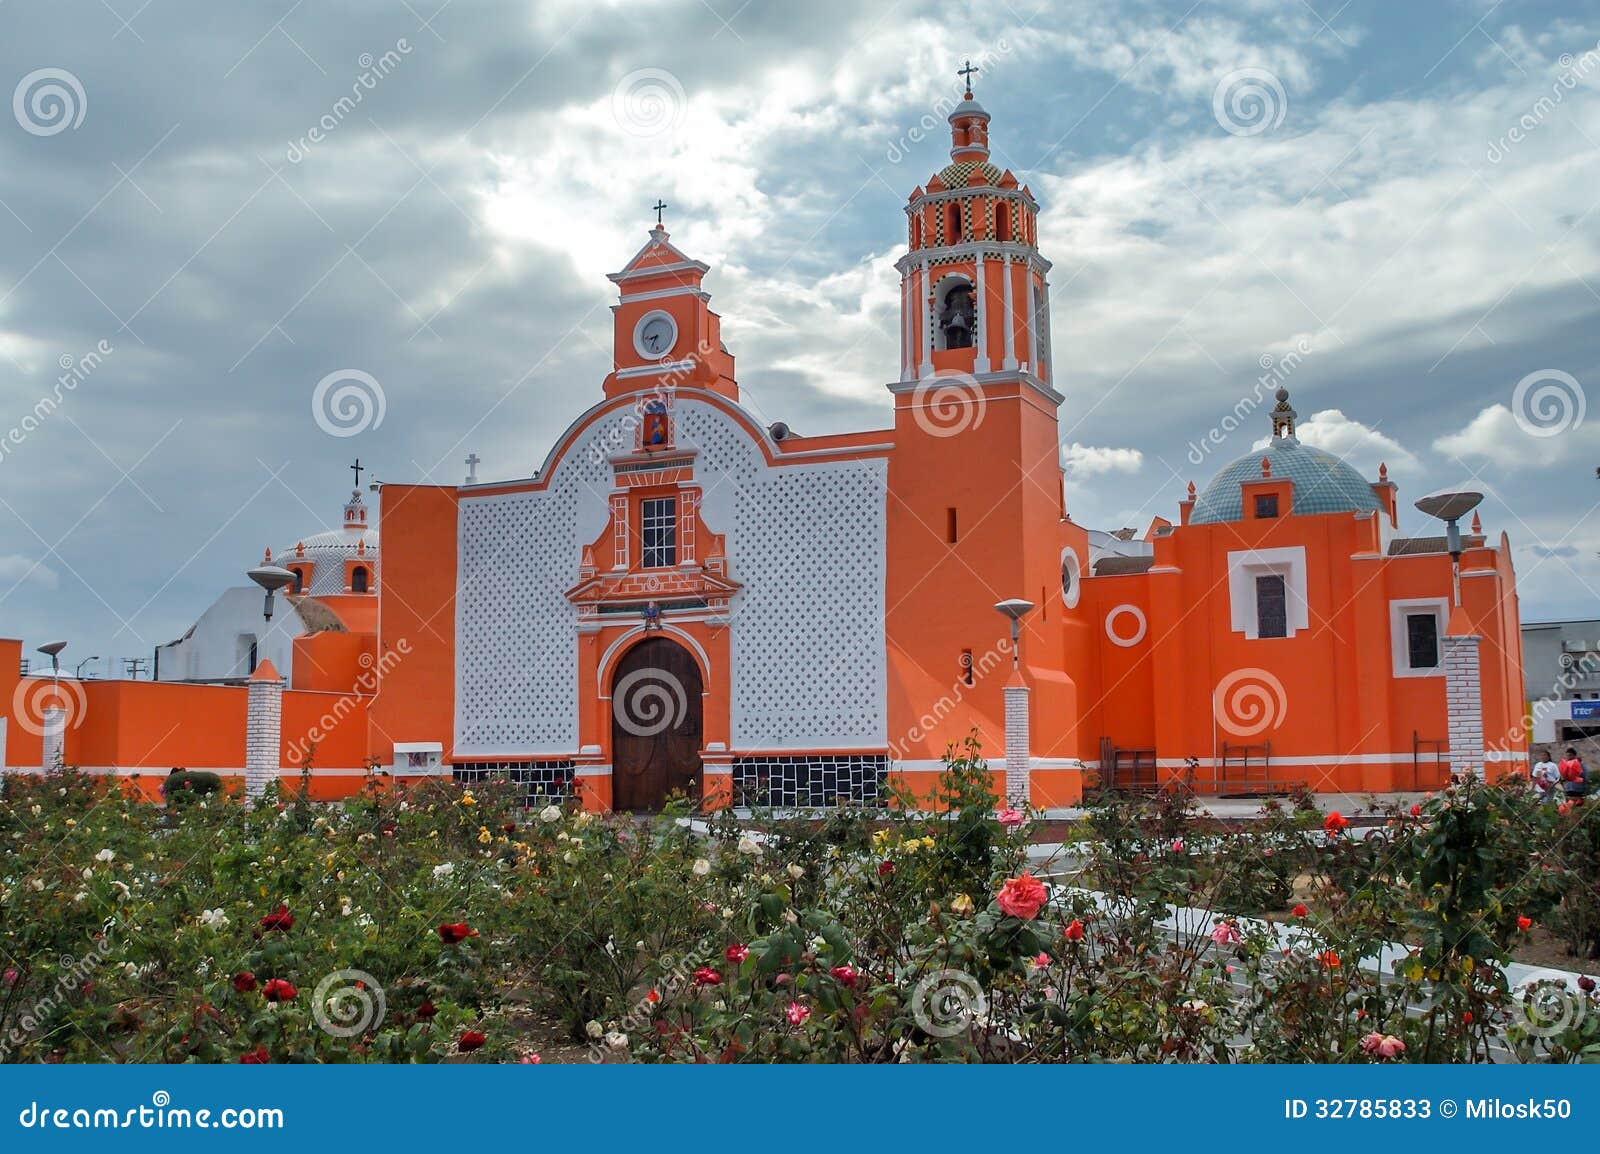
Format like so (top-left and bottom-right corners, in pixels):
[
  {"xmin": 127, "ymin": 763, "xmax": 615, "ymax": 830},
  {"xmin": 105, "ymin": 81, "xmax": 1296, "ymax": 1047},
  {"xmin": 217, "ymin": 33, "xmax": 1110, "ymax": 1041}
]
[
  {"xmin": 993, "ymin": 598, "xmax": 1035, "ymax": 670},
  {"xmin": 1414, "ymin": 487, "xmax": 1484, "ymax": 607},
  {"xmin": 36, "ymin": 639, "xmax": 66, "ymax": 681},
  {"xmin": 75, "ymin": 656, "xmax": 100, "ymax": 679},
  {"xmin": 247, "ymin": 565, "xmax": 296, "ymax": 623}
]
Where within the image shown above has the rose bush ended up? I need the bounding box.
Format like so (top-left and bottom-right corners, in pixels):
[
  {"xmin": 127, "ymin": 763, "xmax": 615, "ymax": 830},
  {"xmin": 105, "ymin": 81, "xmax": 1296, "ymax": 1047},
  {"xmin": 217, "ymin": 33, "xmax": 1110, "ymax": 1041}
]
[{"xmin": 1, "ymin": 748, "xmax": 1597, "ymax": 1063}]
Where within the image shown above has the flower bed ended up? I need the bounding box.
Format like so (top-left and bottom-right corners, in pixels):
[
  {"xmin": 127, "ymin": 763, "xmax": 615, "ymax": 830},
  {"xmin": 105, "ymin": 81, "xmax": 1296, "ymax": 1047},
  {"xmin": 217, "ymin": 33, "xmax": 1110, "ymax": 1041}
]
[{"xmin": 2, "ymin": 737, "xmax": 1598, "ymax": 1063}]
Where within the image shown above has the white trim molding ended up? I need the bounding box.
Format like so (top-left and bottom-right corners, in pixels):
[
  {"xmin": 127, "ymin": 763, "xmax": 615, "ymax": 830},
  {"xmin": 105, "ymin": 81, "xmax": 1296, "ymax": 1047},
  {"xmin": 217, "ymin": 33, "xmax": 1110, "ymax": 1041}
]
[
  {"xmin": 1389, "ymin": 597, "xmax": 1450, "ymax": 678},
  {"xmin": 1227, "ymin": 546, "xmax": 1309, "ymax": 640}
]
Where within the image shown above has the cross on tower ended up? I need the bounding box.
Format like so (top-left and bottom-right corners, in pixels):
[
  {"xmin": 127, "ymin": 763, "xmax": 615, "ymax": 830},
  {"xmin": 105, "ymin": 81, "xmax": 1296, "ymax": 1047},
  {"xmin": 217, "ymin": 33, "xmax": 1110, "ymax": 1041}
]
[
  {"xmin": 350, "ymin": 458, "xmax": 364, "ymax": 487},
  {"xmin": 652, "ymin": 199, "xmax": 667, "ymax": 226},
  {"xmin": 465, "ymin": 452, "xmax": 480, "ymax": 484},
  {"xmin": 958, "ymin": 59, "xmax": 979, "ymax": 93}
]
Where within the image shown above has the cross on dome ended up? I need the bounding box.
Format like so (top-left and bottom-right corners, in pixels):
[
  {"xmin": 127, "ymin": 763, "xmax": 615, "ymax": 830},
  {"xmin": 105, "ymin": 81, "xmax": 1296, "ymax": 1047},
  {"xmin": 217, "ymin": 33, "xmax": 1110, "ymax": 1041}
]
[{"xmin": 958, "ymin": 58, "xmax": 979, "ymax": 96}]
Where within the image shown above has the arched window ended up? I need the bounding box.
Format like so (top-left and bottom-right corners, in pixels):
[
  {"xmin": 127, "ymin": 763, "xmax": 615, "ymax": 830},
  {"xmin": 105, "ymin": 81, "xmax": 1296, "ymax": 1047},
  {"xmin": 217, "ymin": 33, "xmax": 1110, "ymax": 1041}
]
[
  {"xmin": 292, "ymin": 568, "xmax": 304, "ymax": 593},
  {"xmin": 997, "ymin": 202, "xmax": 1013, "ymax": 242},
  {"xmin": 946, "ymin": 202, "xmax": 963, "ymax": 243},
  {"xmin": 351, "ymin": 566, "xmax": 369, "ymax": 593}
]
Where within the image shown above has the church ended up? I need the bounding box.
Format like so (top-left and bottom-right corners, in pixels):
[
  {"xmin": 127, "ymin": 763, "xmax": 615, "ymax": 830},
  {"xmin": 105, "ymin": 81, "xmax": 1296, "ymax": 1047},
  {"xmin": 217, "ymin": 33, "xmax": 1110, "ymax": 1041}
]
[{"xmin": 0, "ymin": 82, "xmax": 1528, "ymax": 809}]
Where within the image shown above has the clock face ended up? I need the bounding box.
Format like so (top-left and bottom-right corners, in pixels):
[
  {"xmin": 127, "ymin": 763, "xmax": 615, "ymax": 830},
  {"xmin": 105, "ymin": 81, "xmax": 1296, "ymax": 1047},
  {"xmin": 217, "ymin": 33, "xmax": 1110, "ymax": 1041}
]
[{"xmin": 635, "ymin": 313, "xmax": 677, "ymax": 359}]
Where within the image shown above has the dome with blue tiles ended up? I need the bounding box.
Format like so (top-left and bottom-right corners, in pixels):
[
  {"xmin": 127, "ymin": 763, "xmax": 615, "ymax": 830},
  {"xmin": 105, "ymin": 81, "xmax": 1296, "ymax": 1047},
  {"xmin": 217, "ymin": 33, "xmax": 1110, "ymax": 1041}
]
[{"xmin": 1189, "ymin": 389, "xmax": 1381, "ymax": 525}]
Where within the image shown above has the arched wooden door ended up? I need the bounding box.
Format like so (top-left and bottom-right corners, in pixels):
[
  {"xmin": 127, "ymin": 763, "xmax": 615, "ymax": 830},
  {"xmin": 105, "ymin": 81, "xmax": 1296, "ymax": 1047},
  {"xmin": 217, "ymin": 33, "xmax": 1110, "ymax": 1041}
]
[{"xmin": 610, "ymin": 636, "xmax": 703, "ymax": 812}]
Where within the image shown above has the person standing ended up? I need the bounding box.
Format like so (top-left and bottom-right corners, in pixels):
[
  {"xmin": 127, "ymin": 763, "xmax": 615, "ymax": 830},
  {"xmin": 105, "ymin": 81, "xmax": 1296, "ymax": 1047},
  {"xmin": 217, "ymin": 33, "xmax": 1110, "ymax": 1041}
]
[
  {"xmin": 1559, "ymin": 747, "xmax": 1588, "ymax": 801},
  {"xmin": 1532, "ymin": 748, "xmax": 1562, "ymax": 803}
]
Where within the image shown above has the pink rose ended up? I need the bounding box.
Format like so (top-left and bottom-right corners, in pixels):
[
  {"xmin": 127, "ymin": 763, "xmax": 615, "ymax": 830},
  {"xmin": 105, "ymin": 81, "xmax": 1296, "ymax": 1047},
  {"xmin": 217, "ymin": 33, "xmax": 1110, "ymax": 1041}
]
[
  {"xmin": 996, "ymin": 808, "xmax": 1025, "ymax": 828},
  {"xmin": 996, "ymin": 873, "xmax": 1049, "ymax": 920},
  {"xmin": 1210, "ymin": 921, "xmax": 1241, "ymax": 946}
]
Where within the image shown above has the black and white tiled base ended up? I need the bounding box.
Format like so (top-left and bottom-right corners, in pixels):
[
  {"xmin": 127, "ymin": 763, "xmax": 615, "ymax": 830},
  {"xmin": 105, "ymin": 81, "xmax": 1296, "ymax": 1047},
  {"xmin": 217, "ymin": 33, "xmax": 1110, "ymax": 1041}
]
[
  {"xmin": 732, "ymin": 755, "xmax": 887, "ymax": 809},
  {"xmin": 451, "ymin": 760, "xmax": 577, "ymax": 807}
]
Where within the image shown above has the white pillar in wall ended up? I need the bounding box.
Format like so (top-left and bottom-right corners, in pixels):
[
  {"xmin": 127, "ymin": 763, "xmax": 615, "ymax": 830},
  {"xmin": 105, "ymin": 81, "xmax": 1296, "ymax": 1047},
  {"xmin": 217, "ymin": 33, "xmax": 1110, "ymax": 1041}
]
[
  {"xmin": 245, "ymin": 662, "xmax": 285, "ymax": 801},
  {"xmin": 901, "ymin": 275, "xmax": 912, "ymax": 382},
  {"xmin": 40, "ymin": 706, "xmax": 65, "ymax": 772},
  {"xmin": 1001, "ymin": 253, "xmax": 1018, "ymax": 371},
  {"xmin": 1444, "ymin": 632, "xmax": 1485, "ymax": 780},
  {"xmin": 1003, "ymin": 681, "xmax": 1031, "ymax": 806},
  {"xmin": 1023, "ymin": 265, "xmax": 1036, "ymax": 375},
  {"xmin": 919, "ymin": 259, "xmax": 933, "ymax": 379},
  {"xmin": 975, "ymin": 254, "xmax": 991, "ymax": 373}
]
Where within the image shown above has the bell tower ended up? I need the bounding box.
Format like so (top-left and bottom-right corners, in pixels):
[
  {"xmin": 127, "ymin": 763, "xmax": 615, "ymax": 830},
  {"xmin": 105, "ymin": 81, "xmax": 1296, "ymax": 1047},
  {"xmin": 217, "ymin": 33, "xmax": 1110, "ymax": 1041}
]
[
  {"xmin": 884, "ymin": 65, "xmax": 1077, "ymax": 791},
  {"xmin": 602, "ymin": 212, "xmax": 738, "ymax": 402},
  {"xmin": 895, "ymin": 71, "xmax": 1052, "ymax": 383}
]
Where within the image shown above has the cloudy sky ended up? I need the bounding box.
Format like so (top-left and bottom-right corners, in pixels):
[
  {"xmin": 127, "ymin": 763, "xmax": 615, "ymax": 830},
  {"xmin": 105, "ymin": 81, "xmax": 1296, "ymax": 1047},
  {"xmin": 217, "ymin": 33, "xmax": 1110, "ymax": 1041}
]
[{"xmin": 1, "ymin": 0, "xmax": 1597, "ymax": 675}]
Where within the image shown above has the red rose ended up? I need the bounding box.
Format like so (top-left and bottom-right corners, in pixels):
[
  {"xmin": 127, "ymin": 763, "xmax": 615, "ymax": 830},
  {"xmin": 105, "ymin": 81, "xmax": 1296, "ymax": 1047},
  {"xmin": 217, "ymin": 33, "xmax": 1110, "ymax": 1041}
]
[
  {"xmin": 502, "ymin": 822, "xmax": 516, "ymax": 834},
  {"xmin": 1462, "ymin": 1011, "xmax": 1473, "ymax": 1025},
  {"xmin": 1062, "ymin": 919, "xmax": 1085, "ymax": 942},
  {"xmin": 693, "ymin": 967, "xmax": 722, "ymax": 986},
  {"xmin": 1516, "ymin": 916, "xmax": 1533, "ymax": 931},
  {"xmin": 1291, "ymin": 904, "xmax": 1309, "ymax": 918},
  {"xmin": 438, "ymin": 923, "xmax": 479, "ymax": 944},
  {"xmin": 1409, "ymin": 805, "xmax": 1421, "ymax": 817},
  {"xmin": 415, "ymin": 999, "xmax": 437, "ymax": 1019},
  {"xmin": 238, "ymin": 1046, "xmax": 270, "ymax": 1064},
  {"xmin": 232, "ymin": 972, "xmax": 257, "ymax": 993},
  {"xmin": 877, "ymin": 860, "xmax": 895, "ymax": 878},
  {"xmin": 725, "ymin": 944, "xmax": 749, "ymax": 963},
  {"xmin": 262, "ymin": 978, "xmax": 297, "ymax": 1002},
  {"xmin": 829, "ymin": 964, "xmax": 859, "ymax": 988},
  {"xmin": 259, "ymin": 904, "xmax": 294, "ymax": 932},
  {"xmin": 1318, "ymin": 950, "xmax": 1341, "ymax": 969},
  {"xmin": 458, "ymin": 1030, "xmax": 486, "ymax": 1053},
  {"xmin": 1323, "ymin": 812, "xmax": 1350, "ymax": 835},
  {"xmin": 1578, "ymin": 977, "xmax": 1595, "ymax": 993},
  {"xmin": 996, "ymin": 872, "xmax": 1049, "ymax": 920}
]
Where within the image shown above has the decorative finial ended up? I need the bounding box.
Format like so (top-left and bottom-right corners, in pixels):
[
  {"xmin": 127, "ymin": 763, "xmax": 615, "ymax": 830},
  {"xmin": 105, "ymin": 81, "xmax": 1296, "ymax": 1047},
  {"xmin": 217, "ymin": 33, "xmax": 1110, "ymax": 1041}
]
[
  {"xmin": 1261, "ymin": 457, "xmax": 1272, "ymax": 479},
  {"xmin": 1471, "ymin": 511, "xmax": 1482, "ymax": 535},
  {"xmin": 1270, "ymin": 385, "xmax": 1297, "ymax": 439},
  {"xmin": 958, "ymin": 58, "xmax": 979, "ymax": 97},
  {"xmin": 350, "ymin": 458, "xmax": 364, "ymax": 488},
  {"xmin": 263, "ymin": 547, "xmax": 272, "ymax": 564},
  {"xmin": 1379, "ymin": 462, "xmax": 1389, "ymax": 482},
  {"xmin": 296, "ymin": 541, "xmax": 306, "ymax": 557},
  {"xmin": 1186, "ymin": 480, "xmax": 1196, "ymax": 500},
  {"xmin": 652, "ymin": 199, "xmax": 667, "ymax": 227}
]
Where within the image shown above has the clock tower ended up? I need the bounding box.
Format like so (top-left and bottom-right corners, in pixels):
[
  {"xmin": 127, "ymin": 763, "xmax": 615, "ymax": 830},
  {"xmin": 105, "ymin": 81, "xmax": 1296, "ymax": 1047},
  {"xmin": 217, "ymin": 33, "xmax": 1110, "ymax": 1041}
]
[{"xmin": 603, "ymin": 222, "xmax": 739, "ymax": 402}]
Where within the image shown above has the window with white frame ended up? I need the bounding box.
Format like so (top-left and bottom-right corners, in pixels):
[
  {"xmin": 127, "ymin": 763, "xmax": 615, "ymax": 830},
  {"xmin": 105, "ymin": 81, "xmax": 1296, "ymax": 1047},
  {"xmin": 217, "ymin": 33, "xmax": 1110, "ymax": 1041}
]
[
  {"xmin": 1227, "ymin": 547, "xmax": 1309, "ymax": 640},
  {"xmin": 1389, "ymin": 598, "xmax": 1448, "ymax": 677},
  {"xmin": 640, "ymin": 497, "xmax": 677, "ymax": 568}
]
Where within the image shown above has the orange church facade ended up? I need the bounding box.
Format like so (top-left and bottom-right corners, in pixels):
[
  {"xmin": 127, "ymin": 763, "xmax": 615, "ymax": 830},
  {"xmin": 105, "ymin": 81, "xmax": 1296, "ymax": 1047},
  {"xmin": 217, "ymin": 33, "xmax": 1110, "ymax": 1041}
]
[{"xmin": 1, "ymin": 91, "xmax": 1527, "ymax": 809}]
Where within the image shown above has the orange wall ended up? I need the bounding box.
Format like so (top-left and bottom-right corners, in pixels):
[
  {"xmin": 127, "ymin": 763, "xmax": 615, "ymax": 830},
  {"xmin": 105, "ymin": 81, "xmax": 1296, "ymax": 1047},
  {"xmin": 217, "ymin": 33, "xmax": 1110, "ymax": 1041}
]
[{"xmin": 366, "ymin": 483, "xmax": 459, "ymax": 767}]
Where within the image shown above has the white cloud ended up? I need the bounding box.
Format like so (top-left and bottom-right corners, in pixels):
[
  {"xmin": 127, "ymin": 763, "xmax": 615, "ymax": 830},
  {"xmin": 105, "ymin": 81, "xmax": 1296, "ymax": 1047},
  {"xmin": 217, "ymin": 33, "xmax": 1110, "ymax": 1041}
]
[
  {"xmin": 1433, "ymin": 402, "xmax": 1596, "ymax": 468},
  {"xmin": 0, "ymin": 555, "xmax": 59, "ymax": 589},
  {"xmin": 1062, "ymin": 441, "xmax": 1144, "ymax": 475},
  {"xmin": 1253, "ymin": 408, "xmax": 1419, "ymax": 476}
]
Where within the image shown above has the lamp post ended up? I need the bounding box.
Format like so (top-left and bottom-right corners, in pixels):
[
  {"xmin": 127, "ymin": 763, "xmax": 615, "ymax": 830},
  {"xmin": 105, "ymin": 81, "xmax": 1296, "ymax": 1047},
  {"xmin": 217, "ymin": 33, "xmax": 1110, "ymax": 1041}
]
[
  {"xmin": 36, "ymin": 640, "xmax": 66, "ymax": 688},
  {"xmin": 75, "ymin": 656, "xmax": 100, "ymax": 679},
  {"xmin": 993, "ymin": 598, "xmax": 1035, "ymax": 668},
  {"xmin": 1414, "ymin": 488, "xmax": 1484, "ymax": 607},
  {"xmin": 993, "ymin": 599, "xmax": 1036, "ymax": 808},
  {"xmin": 247, "ymin": 565, "xmax": 296, "ymax": 623}
]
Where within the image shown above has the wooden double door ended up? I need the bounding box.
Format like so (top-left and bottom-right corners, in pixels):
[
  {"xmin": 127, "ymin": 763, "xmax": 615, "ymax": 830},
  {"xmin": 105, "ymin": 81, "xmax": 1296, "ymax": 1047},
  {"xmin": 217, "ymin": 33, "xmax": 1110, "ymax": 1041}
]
[{"xmin": 610, "ymin": 637, "xmax": 703, "ymax": 811}]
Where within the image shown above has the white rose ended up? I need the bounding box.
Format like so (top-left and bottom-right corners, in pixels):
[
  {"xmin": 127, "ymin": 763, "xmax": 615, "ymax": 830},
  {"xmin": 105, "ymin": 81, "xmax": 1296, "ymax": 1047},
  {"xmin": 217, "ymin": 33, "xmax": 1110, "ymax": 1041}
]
[
  {"xmin": 585, "ymin": 1020, "xmax": 604, "ymax": 1039},
  {"xmin": 539, "ymin": 805, "xmax": 563, "ymax": 824},
  {"xmin": 787, "ymin": 864, "xmax": 805, "ymax": 879},
  {"xmin": 692, "ymin": 858, "xmax": 711, "ymax": 877},
  {"xmin": 432, "ymin": 862, "xmax": 455, "ymax": 879},
  {"xmin": 94, "ymin": 849, "xmax": 115, "ymax": 863},
  {"xmin": 736, "ymin": 835, "xmax": 763, "ymax": 857},
  {"xmin": 605, "ymin": 1031, "xmax": 629, "ymax": 1050}
]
